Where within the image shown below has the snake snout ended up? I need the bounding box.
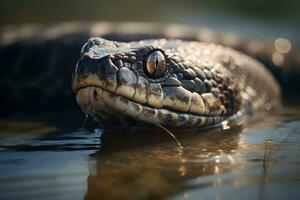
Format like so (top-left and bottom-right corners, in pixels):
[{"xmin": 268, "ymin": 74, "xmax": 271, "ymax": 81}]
[
  {"xmin": 76, "ymin": 55, "xmax": 104, "ymax": 77},
  {"xmin": 72, "ymin": 54, "xmax": 111, "ymax": 91}
]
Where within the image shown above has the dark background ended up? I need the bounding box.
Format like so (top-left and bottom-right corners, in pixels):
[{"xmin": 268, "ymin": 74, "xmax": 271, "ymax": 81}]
[{"xmin": 0, "ymin": 0, "xmax": 299, "ymax": 44}]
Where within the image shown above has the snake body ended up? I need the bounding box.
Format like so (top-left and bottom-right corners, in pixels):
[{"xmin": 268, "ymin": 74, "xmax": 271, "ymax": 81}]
[{"xmin": 0, "ymin": 23, "xmax": 299, "ymax": 127}]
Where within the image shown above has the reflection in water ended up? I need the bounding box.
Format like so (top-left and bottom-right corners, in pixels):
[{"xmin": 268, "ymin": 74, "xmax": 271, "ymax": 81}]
[
  {"xmin": 0, "ymin": 106, "xmax": 300, "ymax": 200},
  {"xmin": 85, "ymin": 126, "xmax": 241, "ymax": 200}
]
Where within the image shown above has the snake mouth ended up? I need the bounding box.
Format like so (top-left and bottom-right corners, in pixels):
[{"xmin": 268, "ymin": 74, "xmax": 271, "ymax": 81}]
[
  {"xmin": 74, "ymin": 81, "xmax": 229, "ymax": 127},
  {"xmin": 75, "ymin": 84, "xmax": 143, "ymax": 116}
]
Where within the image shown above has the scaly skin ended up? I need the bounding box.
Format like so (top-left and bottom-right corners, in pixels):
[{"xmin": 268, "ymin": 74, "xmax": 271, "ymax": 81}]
[
  {"xmin": 72, "ymin": 37, "xmax": 280, "ymax": 128},
  {"xmin": 1, "ymin": 22, "xmax": 298, "ymax": 114}
]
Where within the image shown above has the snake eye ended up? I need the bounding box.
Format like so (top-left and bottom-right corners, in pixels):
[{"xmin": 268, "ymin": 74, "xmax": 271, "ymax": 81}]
[{"xmin": 145, "ymin": 51, "xmax": 166, "ymax": 77}]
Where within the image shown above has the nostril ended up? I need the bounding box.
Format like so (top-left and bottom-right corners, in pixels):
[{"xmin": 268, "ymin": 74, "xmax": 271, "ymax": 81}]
[
  {"xmin": 75, "ymin": 56, "xmax": 94, "ymax": 78},
  {"xmin": 78, "ymin": 66, "xmax": 90, "ymax": 79},
  {"xmin": 81, "ymin": 65, "xmax": 89, "ymax": 74}
]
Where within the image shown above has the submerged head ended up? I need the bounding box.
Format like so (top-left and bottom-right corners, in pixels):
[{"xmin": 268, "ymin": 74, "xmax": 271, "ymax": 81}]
[{"xmin": 72, "ymin": 37, "xmax": 238, "ymax": 128}]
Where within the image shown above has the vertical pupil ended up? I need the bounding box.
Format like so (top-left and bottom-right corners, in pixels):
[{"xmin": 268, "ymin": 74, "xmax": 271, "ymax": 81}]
[
  {"xmin": 151, "ymin": 56, "xmax": 159, "ymax": 75},
  {"xmin": 155, "ymin": 56, "xmax": 159, "ymax": 68},
  {"xmin": 146, "ymin": 51, "xmax": 165, "ymax": 77}
]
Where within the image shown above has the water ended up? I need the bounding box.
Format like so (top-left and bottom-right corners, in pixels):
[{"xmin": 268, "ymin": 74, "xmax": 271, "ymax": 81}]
[{"xmin": 0, "ymin": 103, "xmax": 299, "ymax": 200}]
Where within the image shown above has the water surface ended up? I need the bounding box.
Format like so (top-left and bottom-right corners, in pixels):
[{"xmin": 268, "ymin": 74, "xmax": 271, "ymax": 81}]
[{"xmin": 0, "ymin": 104, "xmax": 300, "ymax": 200}]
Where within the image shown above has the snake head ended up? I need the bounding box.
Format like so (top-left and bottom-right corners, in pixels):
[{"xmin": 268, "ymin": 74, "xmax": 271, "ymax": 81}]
[{"xmin": 72, "ymin": 37, "xmax": 239, "ymax": 128}]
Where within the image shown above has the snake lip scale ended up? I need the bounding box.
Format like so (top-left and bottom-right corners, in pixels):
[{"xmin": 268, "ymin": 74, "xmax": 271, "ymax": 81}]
[{"xmin": 74, "ymin": 84, "xmax": 229, "ymax": 128}]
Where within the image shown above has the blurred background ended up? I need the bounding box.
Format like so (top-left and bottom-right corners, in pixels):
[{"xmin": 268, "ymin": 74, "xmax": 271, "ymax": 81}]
[
  {"xmin": 0, "ymin": 0, "xmax": 299, "ymax": 45},
  {"xmin": 0, "ymin": 2, "xmax": 300, "ymax": 200}
]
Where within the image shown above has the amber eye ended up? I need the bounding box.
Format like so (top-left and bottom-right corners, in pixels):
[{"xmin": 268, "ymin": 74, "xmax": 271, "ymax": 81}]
[{"xmin": 145, "ymin": 51, "xmax": 166, "ymax": 77}]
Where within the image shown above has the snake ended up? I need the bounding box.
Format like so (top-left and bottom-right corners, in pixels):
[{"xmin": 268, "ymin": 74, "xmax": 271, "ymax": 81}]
[
  {"xmin": 72, "ymin": 36, "xmax": 282, "ymax": 128},
  {"xmin": 0, "ymin": 22, "xmax": 299, "ymax": 128}
]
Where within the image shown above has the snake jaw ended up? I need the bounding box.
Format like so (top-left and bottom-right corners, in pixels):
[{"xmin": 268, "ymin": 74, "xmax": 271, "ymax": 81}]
[{"xmin": 75, "ymin": 84, "xmax": 227, "ymax": 128}]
